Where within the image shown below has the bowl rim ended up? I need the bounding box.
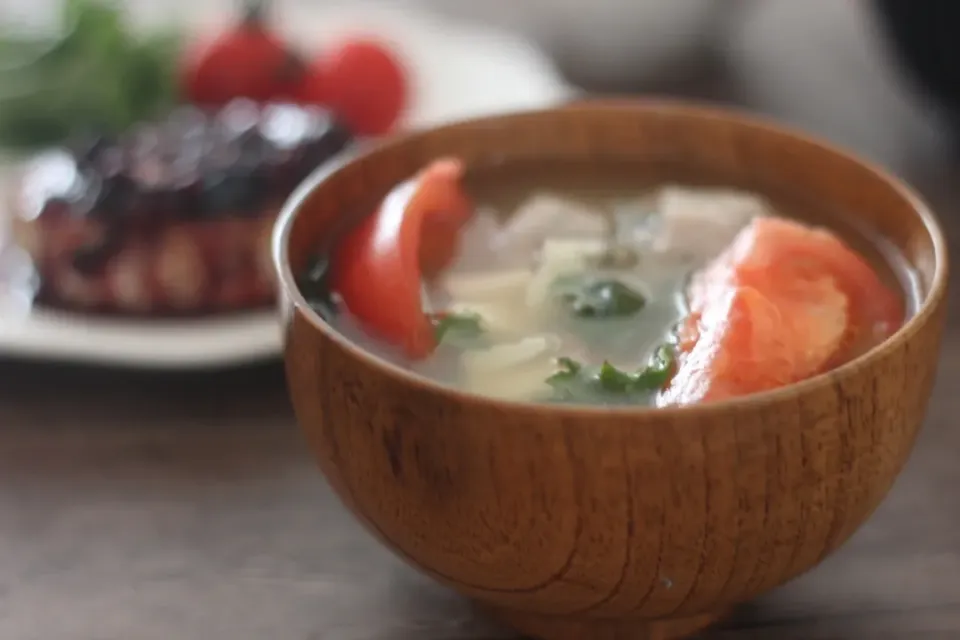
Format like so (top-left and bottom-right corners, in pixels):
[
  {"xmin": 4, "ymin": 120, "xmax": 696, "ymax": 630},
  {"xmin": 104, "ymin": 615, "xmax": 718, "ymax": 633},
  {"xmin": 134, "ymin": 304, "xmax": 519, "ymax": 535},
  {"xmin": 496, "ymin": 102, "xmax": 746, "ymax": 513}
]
[{"xmin": 272, "ymin": 98, "xmax": 949, "ymax": 418}]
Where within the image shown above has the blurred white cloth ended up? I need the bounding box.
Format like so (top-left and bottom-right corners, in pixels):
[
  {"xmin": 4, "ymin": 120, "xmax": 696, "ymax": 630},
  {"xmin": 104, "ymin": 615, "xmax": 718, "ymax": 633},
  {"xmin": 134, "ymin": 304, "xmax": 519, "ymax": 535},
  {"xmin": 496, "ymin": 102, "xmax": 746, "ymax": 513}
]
[
  {"xmin": 421, "ymin": 0, "xmax": 947, "ymax": 172},
  {"xmin": 417, "ymin": 0, "xmax": 728, "ymax": 84},
  {"xmin": 725, "ymin": 0, "xmax": 948, "ymax": 175}
]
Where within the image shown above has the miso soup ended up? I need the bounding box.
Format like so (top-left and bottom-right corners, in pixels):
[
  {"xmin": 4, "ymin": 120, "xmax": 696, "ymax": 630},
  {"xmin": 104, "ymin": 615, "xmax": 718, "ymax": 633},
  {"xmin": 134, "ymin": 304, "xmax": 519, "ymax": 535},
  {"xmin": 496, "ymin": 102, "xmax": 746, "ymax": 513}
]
[{"xmin": 298, "ymin": 158, "xmax": 911, "ymax": 407}]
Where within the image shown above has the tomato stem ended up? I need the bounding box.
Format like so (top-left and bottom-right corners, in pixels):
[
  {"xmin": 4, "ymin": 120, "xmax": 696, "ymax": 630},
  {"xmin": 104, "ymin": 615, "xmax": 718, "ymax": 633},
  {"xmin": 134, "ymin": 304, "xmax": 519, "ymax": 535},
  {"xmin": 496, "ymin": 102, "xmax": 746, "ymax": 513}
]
[{"xmin": 240, "ymin": 0, "xmax": 270, "ymax": 26}]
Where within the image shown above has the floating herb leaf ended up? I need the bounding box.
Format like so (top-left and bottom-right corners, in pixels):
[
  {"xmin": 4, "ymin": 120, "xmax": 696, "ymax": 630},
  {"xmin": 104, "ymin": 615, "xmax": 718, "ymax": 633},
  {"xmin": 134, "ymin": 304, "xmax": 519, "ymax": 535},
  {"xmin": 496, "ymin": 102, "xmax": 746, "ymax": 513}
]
[
  {"xmin": 545, "ymin": 344, "xmax": 677, "ymax": 404},
  {"xmin": 297, "ymin": 255, "xmax": 339, "ymax": 320},
  {"xmin": 552, "ymin": 275, "xmax": 646, "ymax": 319},
  {"xmin": 545, "ymin": 356, "xmax": 582, "ymax": 386},
  {"xmin": 549, "ymin": 356, "xmax": 581, "ymax": 379},
  {"xmin": 633, "ymin": 344, "xmax": 675, "ymax": 390},
  {"xmin": 596, "ymin": 361, "xmax": 637, "ymax": 392},
  {"xmin": 432, "ymin": 312, "xmax": 485, "ymax": 346}
]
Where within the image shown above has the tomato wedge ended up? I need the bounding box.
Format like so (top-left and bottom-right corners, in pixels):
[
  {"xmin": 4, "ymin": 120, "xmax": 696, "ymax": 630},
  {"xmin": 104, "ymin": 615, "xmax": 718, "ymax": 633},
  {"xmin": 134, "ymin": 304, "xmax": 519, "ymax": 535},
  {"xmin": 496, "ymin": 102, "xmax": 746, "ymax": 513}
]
[
  {"xmin": 332, "ymin": 158, "xmax": 473, "ymax": 358},
  {"xmin": 724, "ymin": 217, "xmax": 904, "ymax": 346},
  {"xmin": 660, "ymin": 216, "xmax": 904, "ymax": 406}
]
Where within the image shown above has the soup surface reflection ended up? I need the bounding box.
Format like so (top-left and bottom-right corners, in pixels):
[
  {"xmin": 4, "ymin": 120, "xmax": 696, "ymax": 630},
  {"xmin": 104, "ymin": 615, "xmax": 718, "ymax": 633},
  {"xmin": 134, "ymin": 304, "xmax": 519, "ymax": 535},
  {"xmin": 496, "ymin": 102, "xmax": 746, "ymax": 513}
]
[{"xmin": 298, "ymin": 159, "xmax": 911, "ymax": 406}]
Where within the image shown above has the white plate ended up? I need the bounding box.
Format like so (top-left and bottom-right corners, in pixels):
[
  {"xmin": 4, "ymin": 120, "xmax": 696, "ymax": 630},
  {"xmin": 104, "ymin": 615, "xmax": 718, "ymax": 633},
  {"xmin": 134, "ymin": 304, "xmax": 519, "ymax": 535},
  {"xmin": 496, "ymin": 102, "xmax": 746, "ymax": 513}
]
[{"xmin": 0, "ymin": 4, "xmax": 572, "ymax": 369}]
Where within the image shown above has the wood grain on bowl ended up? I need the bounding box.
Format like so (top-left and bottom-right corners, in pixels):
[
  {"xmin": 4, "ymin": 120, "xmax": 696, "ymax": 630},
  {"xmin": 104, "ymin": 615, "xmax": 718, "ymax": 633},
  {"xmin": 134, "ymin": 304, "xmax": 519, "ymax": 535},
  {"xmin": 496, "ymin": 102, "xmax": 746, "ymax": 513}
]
[{"xmin": 274, "ymin": 101, "xmax": 948, "ymax": 640}]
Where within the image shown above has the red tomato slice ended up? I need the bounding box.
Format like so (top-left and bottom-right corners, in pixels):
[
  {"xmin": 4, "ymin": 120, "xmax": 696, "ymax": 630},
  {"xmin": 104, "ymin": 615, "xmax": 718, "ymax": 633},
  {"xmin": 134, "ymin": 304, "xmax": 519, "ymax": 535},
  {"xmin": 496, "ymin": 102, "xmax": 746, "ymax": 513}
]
[
  {"xmin": 661, "ymin": 216, "xmax": 903, "ymax": 406},
  {"xmin": 726, "ymin": 217, "xmax": 904, "ymax": 346},
  {"xmin": 664, "ymin": 276, "xmax": 849, "ymax": 406},
  {"xmin": 332, "ymin": 158, "xmax": 473, "ymax": 358}
]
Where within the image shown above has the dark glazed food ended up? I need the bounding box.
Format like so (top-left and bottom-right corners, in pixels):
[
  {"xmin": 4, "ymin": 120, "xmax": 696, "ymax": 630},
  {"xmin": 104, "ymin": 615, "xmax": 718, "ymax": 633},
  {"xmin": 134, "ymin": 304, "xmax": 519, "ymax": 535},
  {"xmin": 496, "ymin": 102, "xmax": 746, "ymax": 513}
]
[{"xmin": 11, "ymin": 100, "xmax": 353, "ymax": 316}]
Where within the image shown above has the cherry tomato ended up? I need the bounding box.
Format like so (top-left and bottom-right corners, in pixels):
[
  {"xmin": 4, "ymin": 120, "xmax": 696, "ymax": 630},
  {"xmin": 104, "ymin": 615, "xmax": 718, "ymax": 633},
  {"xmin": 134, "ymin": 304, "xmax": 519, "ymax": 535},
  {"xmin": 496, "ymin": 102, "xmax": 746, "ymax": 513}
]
[
  {"xmin": 181, "ymin": 1, "xmax": 305, "ymax": 106},
  {"xmin": 332, "ymin": 158, "xmax": 473, "ymax": 358},
  {"xmin": 316, "ymin": 39, "xmax": 408, "ymax": 136}
]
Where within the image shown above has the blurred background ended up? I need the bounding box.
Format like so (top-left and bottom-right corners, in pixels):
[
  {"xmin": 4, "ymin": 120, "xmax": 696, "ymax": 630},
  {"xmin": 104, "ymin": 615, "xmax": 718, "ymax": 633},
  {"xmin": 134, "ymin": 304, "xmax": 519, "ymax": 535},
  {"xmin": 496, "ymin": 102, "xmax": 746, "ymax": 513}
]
[
  {"xmin": 0, "ymin": 0, "xmax": 952, "ymax": 168},
  {"xmin": 1, "ymin": 1, "xmax": 958, "ymax": 639}
]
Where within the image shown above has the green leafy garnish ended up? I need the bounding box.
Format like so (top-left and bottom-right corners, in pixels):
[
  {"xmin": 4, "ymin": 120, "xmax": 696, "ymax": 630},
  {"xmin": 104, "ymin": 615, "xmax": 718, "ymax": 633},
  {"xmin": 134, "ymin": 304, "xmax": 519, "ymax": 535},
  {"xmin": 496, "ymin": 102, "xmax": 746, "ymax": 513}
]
[
  {"xmin": 552, "ymin": 275, "xmax": 646, "ymax": 319},
  {"xmin": 596, "ymin": 361, "xmax": 636, "ymax": 392},
  {"xmin": 545, "ymin": 356, "xmax": 582, "ymax": 384},
  {"xmin": 545, "ymin": 344, "xmax": 677, "ymax": 403},
  {"xmin": 432, "ymin": 312, "xmax": 485, "ymax": 346},
  {"xmin": 297, "ymin": 256, "xmax": 339, "ymax": 320},
  {"xmin": 0, "ymin": 0, "xmax": 182, "ymax": 150},
  {"xmin": 633, "ymin": 344, "xmax": 675, "ymax": 390},
  {"xmin": 0, "ymin": 36, "xmax": 57, "ymax": 73}
]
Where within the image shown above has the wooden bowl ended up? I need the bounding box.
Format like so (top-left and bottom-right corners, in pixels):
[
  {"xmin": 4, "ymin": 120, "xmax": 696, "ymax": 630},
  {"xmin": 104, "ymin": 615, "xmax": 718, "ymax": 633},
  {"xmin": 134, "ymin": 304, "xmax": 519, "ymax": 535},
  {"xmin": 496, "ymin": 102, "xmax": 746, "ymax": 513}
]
[{"xmin": 272, "ymin": 101, "xmax": 948, "ymax": 640}]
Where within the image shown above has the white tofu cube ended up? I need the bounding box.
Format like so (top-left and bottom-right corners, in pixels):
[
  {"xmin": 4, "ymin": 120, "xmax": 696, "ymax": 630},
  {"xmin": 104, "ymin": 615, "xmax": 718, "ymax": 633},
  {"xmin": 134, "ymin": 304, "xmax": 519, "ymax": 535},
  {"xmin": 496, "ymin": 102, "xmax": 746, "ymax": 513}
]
[
  {"xmin": 654, "ymin": 186, "xmax": 769, "ymax": 257},
  {"xmin": 496, "ymin": 193, "xmax": 608, "ymax": 257}
]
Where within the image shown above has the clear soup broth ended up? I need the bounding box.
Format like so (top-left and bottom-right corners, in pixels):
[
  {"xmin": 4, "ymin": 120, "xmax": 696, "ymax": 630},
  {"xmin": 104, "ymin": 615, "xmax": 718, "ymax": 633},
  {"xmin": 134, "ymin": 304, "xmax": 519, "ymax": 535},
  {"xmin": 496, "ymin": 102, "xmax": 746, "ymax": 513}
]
[{"xmin": 299, "ymin": 160, "xmax": 917, "ymax": 407}]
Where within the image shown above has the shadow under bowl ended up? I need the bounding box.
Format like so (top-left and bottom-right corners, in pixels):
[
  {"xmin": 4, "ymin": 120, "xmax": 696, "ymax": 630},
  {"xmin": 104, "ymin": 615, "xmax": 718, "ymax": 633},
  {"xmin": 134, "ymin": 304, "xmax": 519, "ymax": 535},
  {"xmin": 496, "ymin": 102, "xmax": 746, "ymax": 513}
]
[{"xmin": 272, "ymin": 100, "xmax": 948, "ymax": 640}]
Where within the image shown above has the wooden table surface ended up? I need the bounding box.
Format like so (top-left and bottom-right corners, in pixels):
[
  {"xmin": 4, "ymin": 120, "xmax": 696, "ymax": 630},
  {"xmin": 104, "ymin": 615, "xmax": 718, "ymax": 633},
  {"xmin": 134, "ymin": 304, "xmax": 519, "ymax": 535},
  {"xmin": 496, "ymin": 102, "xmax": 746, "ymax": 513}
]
[{"xmin": 1, "ymin": 2, "xmax": 959, "ymax": 639}]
